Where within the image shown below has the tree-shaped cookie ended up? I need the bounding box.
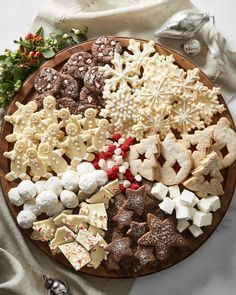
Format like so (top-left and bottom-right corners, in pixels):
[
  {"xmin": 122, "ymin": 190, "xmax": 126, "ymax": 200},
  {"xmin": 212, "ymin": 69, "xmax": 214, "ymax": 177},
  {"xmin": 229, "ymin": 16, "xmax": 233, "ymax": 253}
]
[
  {"xmin": 156, "ymin": 132, "xmax": 192, "ymax": 185},
  {"xmin": 183, "ymin": 151, "xmax": 224, "ymax": 197}
]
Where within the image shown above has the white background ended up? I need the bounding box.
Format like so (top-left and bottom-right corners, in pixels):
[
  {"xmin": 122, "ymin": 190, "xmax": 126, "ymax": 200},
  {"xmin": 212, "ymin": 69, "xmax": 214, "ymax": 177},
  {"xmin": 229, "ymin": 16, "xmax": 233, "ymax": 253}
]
[{"xmin": 0, "ymin": 1, "xmax": 235, "ymax": 295}]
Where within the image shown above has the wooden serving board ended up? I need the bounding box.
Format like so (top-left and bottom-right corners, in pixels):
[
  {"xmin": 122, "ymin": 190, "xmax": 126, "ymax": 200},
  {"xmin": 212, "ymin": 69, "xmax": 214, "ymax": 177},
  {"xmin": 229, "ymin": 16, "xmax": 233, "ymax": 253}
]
[{"xmin": 0, "ymin": 38, "xmax": 235, "ymax": 278}]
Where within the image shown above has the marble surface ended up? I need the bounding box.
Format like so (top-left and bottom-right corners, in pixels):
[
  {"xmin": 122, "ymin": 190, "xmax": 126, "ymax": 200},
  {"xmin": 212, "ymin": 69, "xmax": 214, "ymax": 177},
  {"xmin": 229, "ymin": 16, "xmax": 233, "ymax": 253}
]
[{"xmin": 0, "ymin": 1, "xmax": 235, "ymax": 294}]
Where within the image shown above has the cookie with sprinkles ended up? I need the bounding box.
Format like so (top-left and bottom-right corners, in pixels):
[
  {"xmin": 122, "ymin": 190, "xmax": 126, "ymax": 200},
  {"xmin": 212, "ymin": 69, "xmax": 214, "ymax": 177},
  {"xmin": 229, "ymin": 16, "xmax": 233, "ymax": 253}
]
[
  {"xmin": 34, "ymin": 68, "xmax": 62, "ymax": 95},
  {"xmin": 84, "ymin": 66, "xmax": 104, "ymax": 94},
  {"xmin": 91, "ymin": 36, "xmax": 123, "ymax": 63},
  {"xmin": 62, "ymin": 51, "xmax": 95, "ymax": 80}
]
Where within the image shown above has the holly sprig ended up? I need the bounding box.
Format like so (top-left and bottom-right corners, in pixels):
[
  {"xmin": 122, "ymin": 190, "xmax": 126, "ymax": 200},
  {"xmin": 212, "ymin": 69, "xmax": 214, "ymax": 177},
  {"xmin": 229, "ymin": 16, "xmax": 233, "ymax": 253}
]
[{"xmin": 0, "ymin": 27, "xmax": 88, "ymax": 108}]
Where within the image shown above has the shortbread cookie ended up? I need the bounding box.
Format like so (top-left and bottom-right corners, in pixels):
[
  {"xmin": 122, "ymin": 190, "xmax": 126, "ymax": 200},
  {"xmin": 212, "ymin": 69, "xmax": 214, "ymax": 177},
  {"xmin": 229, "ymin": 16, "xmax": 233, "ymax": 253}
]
[
  {"xmin": 157, "ymin": 133, "xmax": 192, "ymax": 185},
  {"xmin": 209, "ymin": 117, "xmax": 236, "ymax": 168},
  {"xmin": 59, "ymin": 74, "xmax": 80, "ymax": 99},
  {"xmin": 62, "ymin": 51, "xmax": 95, "ymax": 80},
  {"xmin": 84, "ymin": 66, "xmax": 104, "ymax": 94},
  {"xmin": 34, "ymin": 68, "xmax": 62, "ymax": 95},
  {"xmin": 91, "ymin": 36, "xmax": 122, "ymax": 64},
  {"xmin": 183, "ymin": 151, "xmax": 224, "ymax": 197}
]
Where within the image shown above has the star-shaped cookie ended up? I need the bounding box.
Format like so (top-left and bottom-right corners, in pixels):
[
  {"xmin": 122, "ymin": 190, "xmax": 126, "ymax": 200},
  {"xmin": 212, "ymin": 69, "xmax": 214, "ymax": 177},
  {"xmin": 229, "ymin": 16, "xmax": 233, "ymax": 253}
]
[
  {"xmin": 105, "ymin": 236, "xmax": 133, "ymax": 263},
  {"xmin": 124, "ymin": 186, "xmax": 154, "ymax": 216},
  {"xmin": 138, "ymin": 214, "xmax": 189, "ymax": 261},
  {"xmin": 126, "ymin": 221, "xmax": 147, "ymax": 241},
  {"xmin": 134, "ymin": 245, "xmax": 157, "ymax": 267},
  {"xmin": 112, "ymin": 208, "xmax": 134, "ymax": 230}
]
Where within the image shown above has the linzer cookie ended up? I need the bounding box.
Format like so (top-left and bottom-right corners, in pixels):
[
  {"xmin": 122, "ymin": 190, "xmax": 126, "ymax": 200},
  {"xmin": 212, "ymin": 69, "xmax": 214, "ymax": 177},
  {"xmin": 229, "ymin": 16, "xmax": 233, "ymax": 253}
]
[
  {"xmin": 62, "ymin": 51, "xmax": 95, "ymax": 80},
  {"xmin": 34, "ymin": 68, "xmax": 62, "ymax": 95},
  {"xmin": 91, "ymin": 36, "xmax": 122, "ymax": 63}
]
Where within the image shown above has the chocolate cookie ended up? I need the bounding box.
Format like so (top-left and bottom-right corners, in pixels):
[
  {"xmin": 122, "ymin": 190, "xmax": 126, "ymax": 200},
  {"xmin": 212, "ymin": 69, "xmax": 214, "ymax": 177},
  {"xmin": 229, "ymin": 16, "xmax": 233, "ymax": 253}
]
[
  {"xmin": 34, "ymin": 68, "xmax": 62, "ymax": 95},
  {"xmin": 62, "ymin": 51, "xmax": 95, "ymax": 80},
  {"xmin": 59, "ymin": 74, "xmax": 80, "ymax": 99},
  {"xmin": 91, "ymin": 36, "xmax": 123, "ymax": 63},
  {"xmin": 80, "ymin": 86, "xmax": 104, "ymax": 106},
  {"xmin": 56, "ymin": 97, "xmax": 79, "ymax": 115},
  {"xmin": 84, "ymin": 66, "xmax": 104, "ymax": 94},
  {"xmin": 34, "ymin": 93, "xmax": 52, "ymax": 110}
]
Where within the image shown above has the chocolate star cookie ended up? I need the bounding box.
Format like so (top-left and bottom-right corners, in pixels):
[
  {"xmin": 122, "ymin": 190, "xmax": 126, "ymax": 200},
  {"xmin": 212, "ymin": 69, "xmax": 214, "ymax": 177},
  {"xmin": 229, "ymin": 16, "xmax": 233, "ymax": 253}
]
[
  {"xmin": 138, "ymin": 214, "xmax": 189, "ymax": 261},
  {"xmin": 126, "ymin": 221, "xmax": 147, "ymax": 241},
  {"xmin": 112, "ymin": 208, "xmax": 134, "ymax": 230},
  {"xmin": 124, "ymin": 186, "xmax": 154, "ymax": 216},
  {"xmin": 134, "ymin": 245, "xmax": 157, "ymax": 267},
  {"xmin": 106, "ymin": 236, "xmax": 133, "ymax": 263}
]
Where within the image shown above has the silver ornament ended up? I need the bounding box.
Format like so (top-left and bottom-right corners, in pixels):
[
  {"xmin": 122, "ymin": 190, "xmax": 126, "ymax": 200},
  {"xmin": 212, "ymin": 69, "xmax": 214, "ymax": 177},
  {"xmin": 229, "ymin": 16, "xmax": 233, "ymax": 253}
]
[
  {"xmin": 183, "ymin": 39, "xmax": 201, "ymax": 56},
  {"xmin": 155, "ymin": 11, "xmax": 211, "ymax": 39},
  {"xmin": 43, "ymin": 275, "xmax": 70, "ymax": 295}
]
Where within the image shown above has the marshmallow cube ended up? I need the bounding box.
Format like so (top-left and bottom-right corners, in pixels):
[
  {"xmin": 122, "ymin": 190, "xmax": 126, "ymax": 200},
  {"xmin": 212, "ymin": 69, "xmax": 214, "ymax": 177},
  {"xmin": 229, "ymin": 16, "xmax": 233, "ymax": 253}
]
[
  {"xmin": 134, "ymin": 174, "xmax": 142, "ymax": 182},
  {"xmin": 207, "ymin": 196, "xmax": 221, "ymax": 212},
  {"xmin": 193, "ymin": 211, "xmax": 212, "ymax": 227},
  {"xmin": 188, "ymin": 224, "xmax": 203, "ymax": 238},
  {"xmin": 177, "ymin": 220, "xmax": 190, "ymax": 233},
  {"xmin": 36, "ymin": 190, "xmax": 58, "ymax": 212},
  {"xmin": 159, "ymin": 197, "xmax": 175, "ymax": 214},
  {"xmin": 46, "ymin": 177, "xmax": 63, "ymax": 196},
  {"xmin": 175, "ymin": 204, "xmax": 192, "ymax": 220},
  {"xmin": 197, "ymin": 198, "xmax": 212, "ymax": 213},
  {"xmin": 168, "ymin": 185, "xmax": 181, "ymax": 199},
  {"xmin": 17, "ymin": 210, "xmax": 37, "ymax": 229},
  {"xmin": 8, "ymin": 187, "xmax": 24, "ymax": 206},
  {"xmin": 106, "ymin": 159, "xmax": 116, "ymax": 169},
  {"xmin": 98, "ymin": 159, "xmax": 107, "ymax": 170},
  {"xmin": 112, "ymin": 155, "xmax": 123, "ymax": 165},
  {"xmin": 23, "ymin": 199, "xmax": 42, "ymax": 216},
  {"xmin": 18, "ymin": 180, "xmax": 36, "ymax": 201},
  {"xmin": 61, "ymin": 171, "xmax": 80, "ymax": 192},
  {"xmin": 79, "ymin": 173, "xmax": 98, "ymax": 194},
  {"xmin": 60, "ymin": 190, "xmax": 79, "ymax": 209},
  {"xmin": 76, "ymin": 162, "xmax": 95, "ymax": 176},
  {"xmin": 92, "ymin": 170, "xmax": 108, "ymax": 187},
  {"xmin": 151, "ymin": 183, "xmax": 168, "ymax": 200},
  {"xmin": 180, "ymin": 189, "xmax": 198, "ymax": 206}
]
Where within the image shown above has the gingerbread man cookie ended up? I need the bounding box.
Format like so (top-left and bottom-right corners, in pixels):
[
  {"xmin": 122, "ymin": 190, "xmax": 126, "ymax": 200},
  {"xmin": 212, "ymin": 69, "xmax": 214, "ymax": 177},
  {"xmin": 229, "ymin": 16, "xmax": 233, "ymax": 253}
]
[
  {"xmin": 40, "ymin": 95, "xmax": 58, "ymax": 123},
  {"xmin": 25, "ymin": 147, "xmax": 52, "ymax": 181},
  {"xmin": 30, "ymin": 112, "xmax": 52, "ymax": 134},
  {"xmin": 80, "ymin": 108, "xmax": 98, "ymax": 130},
  {"xmin": 87, "ymin": 119, "xmax": 110, "ymax": 152},
  {"xmin": 57, "ymin": 108, "xmax": 82, "ymax": 129},
  {"xmin": 35, "ymin": 123, "xmax": 64, "ymax": 148},
  {"xmin": 5, "ymin": 126, "xmax": 38, "ymax": 148},
  {"xmin": 4, "ymin": 140, "xmax": 30, "ymax": 181},
  {"xmin": 38, "ymin": 142, "xmax": 69, "ymax": 175}
]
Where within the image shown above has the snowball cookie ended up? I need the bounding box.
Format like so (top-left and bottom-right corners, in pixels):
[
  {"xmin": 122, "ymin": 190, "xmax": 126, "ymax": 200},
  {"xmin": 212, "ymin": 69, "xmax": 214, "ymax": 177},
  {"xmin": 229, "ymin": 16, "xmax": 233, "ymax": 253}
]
[
  {"xmin": 45, "ymin": 177, "xmax": 62, "ymax": 196},
  {"xmin": 35, "ymin": 180, "xmax": 47, "ymax": 194},
  {"xmin": 92, "ymin": 170, "xmax": 108, "ymax": 187},
  {"xmin": 36, "ymin": 190, "xmax": 58, "ymax": 212},
  {"xmin": 61, "ymin": 170, "xmax": 80, "ymax": 192},
  {"xmin": 79, "ymin": 173, "xmax": 98, "ymax": 194},
  {"xmin": 60, "ymin": 190, "xmax": 79, "ymax": 208},
  {"xmin": 18, "ymin": 180, "xmax": 36, "ymax": 201},
  {"xmin": 8, "ymin": 187, "xmax": 24, "ymax": 206},
  {"xmin": 76, "ymin": 162, "xmax": 95, "ymax": 176},
  {"xmin": 17, "ymin": 210, "xmax": 37, "ymax": 229},
  {"xmin": 46, "ymin": 201, "xmax": 65, "ymax": 217},
  {"xmin": 23, "ymin": 199, "xmax": 42, "ymax": 216}
]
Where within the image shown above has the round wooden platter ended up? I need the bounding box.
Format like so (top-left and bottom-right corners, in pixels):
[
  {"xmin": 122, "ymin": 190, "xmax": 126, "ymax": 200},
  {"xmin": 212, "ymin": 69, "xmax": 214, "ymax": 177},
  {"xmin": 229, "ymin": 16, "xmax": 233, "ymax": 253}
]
[{"xmin": 0, "ymin": 37, "xmax": 235, "ymax": 278}]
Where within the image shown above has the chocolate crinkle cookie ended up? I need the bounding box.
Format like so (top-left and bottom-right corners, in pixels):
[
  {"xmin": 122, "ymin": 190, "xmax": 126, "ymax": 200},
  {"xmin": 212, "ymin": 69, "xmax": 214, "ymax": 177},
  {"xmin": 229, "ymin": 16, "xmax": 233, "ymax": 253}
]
[
  {"xmin": 84, "ymin": 66, "xmax": 104, "ymax": 94},
  {"xmin": 34, "ymin": 68, "xmax": 62, "ymax": 95},
  {"xmin": 58, "ymin": 74, "xmax": 80, "ymax": 100},
  {"xmin": 62, "ymin": 51, "xmax": 95, "ymax": 80},
  {"xmin": 91, "ymin": 36, "xmax": 123, "ymax": 63},
  {"xmin": 56, "ymin": 97, "xmax": 80, "ymax": 115}
]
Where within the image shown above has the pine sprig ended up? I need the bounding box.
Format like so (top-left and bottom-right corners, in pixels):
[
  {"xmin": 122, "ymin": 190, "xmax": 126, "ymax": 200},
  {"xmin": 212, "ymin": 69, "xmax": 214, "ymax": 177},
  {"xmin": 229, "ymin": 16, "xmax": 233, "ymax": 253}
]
[{"xmin": 0, "ymin": 27, "xmax": 88, "ymax": 108}]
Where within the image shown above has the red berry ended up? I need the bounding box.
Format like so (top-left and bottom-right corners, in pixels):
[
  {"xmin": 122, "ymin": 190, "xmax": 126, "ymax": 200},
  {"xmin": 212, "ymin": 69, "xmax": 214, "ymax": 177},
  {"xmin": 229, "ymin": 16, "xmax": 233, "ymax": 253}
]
[
  {"xmin": 29, "ymin": 51, "xmax": 35, "ymax": 57},
  {"xmin": 119, "ymin": 183, "xmax": 126, "ymax": 193},
  {"xmin": 25, "ymin": 33, "xmax": 33, "ymax": 40},
  {"xmin": 108, "ymin": 145, "xmax": 116, "ymax": 153},
  {"xmin": 35, "ymin": 51, "xmax": 42, "ymax": 57},
  {"xmin": 93, "ymin": 161, "xmax": 100, "ymax": 169},
  {"xmin": 130, "ymin": 183, "xmax": 139, "ymax": 190},
  {"xmin": 113, "ymin": 133, "xmax": 122, "ymax": 142},
  {"xmin": 19, "ymin": 45, "xmax": 24, "ymax": 51},
  {"xmin": 111, "ymin": 165, "xmax": 119, "ymax": 173},
  {"xmin": 107, "ymin": 169, "xmax": 117, "ymax": 180},
  {"xmin": 33, "ymin": 58, "xmax": 38, "ymax": 63}
]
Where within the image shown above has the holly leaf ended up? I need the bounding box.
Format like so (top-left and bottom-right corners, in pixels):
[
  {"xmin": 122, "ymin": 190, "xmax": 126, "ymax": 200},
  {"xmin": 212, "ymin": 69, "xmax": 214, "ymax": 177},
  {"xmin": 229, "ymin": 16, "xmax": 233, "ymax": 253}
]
[
  {"xmin": 41, "ymin": 49, "xmax": 55, "ymax": 59},
  {"xmin": 50, "ymin": 29, "xmax": 63, "ymax": 39},
  {"xmin": 13, "ymin": 66, "xmax": 22, "ymax": 82},
  {"xmin": 0, "ymin": 55, "xmax": 6, "ymax": 61}
]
